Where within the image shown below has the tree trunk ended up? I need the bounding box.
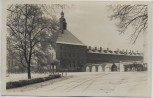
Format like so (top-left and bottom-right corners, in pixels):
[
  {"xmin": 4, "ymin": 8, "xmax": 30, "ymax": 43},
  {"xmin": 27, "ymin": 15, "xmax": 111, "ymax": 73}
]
[
  {"xmin": 52, "ymin": 65, "xmax": 54, "ymax": 74},
  {"xmin": 50, "ymin": 65, "xmax": 52, "ymax": 74},
  {"xmin": 27, "ymin": 63, "xmax": 31, "ymax": 79}
]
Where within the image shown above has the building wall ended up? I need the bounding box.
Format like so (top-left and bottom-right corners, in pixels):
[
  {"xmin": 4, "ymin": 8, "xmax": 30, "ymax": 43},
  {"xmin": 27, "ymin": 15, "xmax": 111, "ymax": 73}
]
[
  {"xmin": 87, "ymin": 52, "xmax": 143, "ymax": 63},
  {"xmin": 56, "ymin": 44, "xmax": 143, "ymax": 72},
  {"xmin": 56, "ymin": 43, "xmax": 87, "ymax": 71}
]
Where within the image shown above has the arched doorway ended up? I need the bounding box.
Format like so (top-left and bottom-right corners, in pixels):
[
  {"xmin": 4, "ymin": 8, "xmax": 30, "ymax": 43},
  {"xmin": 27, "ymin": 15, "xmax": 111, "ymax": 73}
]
[
  {"xmin": 86, "ymin": 66, "xmax": 90, "ymax": 72},
  {"xmin": 105, "ymin": 64, "xmax": 111, "ymax": 72},
  {"xmin": 119, "ymin": 62, "xmax": 124, "ymax": 72},
  {"xmin": 89, "ymin": 66, "xmax": 92, "ymax": 72},
  {"xmin": 98, "ymin": 66, "xmax": 102, "ymax": 72},
  {"xmin": 111, "ymin": 64, "xmax": 117, "ymax": 72},
  {"xmin": 102, "ymin": 64, "xmax": 106, "ymax": 72},
  {"xmin": 92, "ymin": 66, "xmax": 96, "ymax": 72},
  {"xmin": 95, "ymin": 66, "xmax": 98, "ymax": 72},
  {"xmin": 119, "ymin": 61, "xmax": 125, "ymax": 72}
]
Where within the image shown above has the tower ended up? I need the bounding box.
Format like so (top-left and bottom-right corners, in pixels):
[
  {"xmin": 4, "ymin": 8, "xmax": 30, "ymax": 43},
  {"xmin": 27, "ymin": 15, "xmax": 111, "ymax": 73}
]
[
  {"xmin": 59, "ymin": 11, "xmax": 67, "ymax": 33},
  {"xmin": 56, "ymin": 11, "xmax": 86, "ymax": 72}
]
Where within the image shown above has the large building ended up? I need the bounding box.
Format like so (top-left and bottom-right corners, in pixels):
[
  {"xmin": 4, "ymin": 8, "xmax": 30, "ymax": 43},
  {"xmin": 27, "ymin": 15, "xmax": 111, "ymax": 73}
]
[
  {"xmin": 56, "ymin": 11, "xmax": 143, "ymax": 72},
  {"xmin": 86, "ymin": 46, "xmax": 143, "ymax": 63},
  {"xmin": 56, "ymin": 11, "xmax": 87, "ymax": 72}
]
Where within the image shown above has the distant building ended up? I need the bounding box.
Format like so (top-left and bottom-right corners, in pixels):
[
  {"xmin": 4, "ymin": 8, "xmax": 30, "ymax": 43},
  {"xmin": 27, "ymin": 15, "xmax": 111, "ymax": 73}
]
[{"xmin": 55, "ymin": 11, "xmax": 143, "ymax": 72}]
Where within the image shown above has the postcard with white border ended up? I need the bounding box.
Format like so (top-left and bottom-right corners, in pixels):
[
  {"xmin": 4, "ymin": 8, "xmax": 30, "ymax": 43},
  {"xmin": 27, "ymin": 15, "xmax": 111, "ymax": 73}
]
[{"xmin": 1, "ymin": 0, "xmax": 152, "ymax": 97}]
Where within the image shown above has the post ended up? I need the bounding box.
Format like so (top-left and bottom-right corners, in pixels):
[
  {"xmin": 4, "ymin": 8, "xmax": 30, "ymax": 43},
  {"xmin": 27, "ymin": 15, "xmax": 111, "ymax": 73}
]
[
  {"xmin": 50, "ymin": 65, "xmax": 52, "ymax": 74},
  {"xmin": 65, "ymin": 69, "xmax": 67, "ymax": 76},
  {"xmin": 52, "ymin": 65, "xmax": 54, "ymax": 74}
]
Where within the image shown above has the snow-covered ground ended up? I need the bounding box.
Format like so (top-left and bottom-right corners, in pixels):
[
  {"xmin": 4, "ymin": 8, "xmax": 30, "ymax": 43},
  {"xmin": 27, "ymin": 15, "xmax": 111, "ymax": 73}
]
[
  {"xmin": 5, "ymin": 72, "xmax": 150, "ymax": 97},
  {"xmin": 6, "ymin": 73, "xmax": 50, "ymax": 82}
]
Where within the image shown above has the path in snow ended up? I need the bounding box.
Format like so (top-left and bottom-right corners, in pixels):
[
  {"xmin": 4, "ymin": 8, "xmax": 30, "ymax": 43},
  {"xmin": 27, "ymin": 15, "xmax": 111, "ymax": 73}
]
[{"xmin": 6, "ymin": 72, "xmax": 150, "ymax": 97}]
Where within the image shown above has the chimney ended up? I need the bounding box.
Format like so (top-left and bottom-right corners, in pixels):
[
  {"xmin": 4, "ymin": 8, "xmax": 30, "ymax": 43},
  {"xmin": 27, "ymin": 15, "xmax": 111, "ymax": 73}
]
[
  {"xmin": 89, "ymin": 46, "xmax": 91, "ymax": 50},
  {"xmin": 107, "ymin": 48, "xmax": 109, "ymax": 51},
  {"xmin": 117, "ymin": 49, "xmax": 119, "ymax": 52},
  {"xmin": 100, "ymin": 47, "xmax": 102, "ymax": 52},
  {"xmin": 132, "ymin": 50, "xmax": 134, "ymax": 53},
  {"xmin": 122, "ymin": 49, "xmax": 124, "ymax": 52},
  {"xmin": 95, "ymin": 47, "xmax": 97, "ymax": 51}
]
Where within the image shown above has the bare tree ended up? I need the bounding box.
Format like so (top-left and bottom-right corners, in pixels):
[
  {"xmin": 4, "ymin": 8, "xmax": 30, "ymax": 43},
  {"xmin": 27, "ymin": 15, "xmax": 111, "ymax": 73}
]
[
  {"xmin": 7, "ymin": 4, "xmax": 59, "ymax": 79},
  {"xmin": 109, "ymin": 5, "xmax": 147, "ymax": 44}
]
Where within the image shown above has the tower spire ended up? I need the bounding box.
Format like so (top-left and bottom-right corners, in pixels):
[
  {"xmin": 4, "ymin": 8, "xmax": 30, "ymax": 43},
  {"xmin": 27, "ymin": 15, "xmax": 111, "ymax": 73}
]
[
  {"xmin": 61, "ymin": 10, "xmax": 64, "ymax": 17},
  {"xmin": 59, "ymin": 10, "xmax": 67, "ymax": 33}
]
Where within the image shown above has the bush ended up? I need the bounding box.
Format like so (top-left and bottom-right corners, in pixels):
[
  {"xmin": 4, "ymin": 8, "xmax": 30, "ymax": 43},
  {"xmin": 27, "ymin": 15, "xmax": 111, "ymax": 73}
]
[{"xmin": 6, "ymin": 74, "xmax": 61, "ymax": 89}]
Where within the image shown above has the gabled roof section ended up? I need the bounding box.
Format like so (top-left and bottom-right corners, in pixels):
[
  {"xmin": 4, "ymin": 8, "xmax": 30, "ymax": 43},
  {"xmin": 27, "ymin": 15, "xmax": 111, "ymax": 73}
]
[{"xmin": 56, "ymin": 30, "xmax": 85, "ymax": 46}]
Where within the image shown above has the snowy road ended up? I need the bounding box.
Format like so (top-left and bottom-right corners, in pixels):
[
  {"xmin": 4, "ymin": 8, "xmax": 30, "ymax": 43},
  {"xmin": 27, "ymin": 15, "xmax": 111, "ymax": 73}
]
[{"xmin": 6, "ymin": 72, "xmax": 150, "ymax": 97}]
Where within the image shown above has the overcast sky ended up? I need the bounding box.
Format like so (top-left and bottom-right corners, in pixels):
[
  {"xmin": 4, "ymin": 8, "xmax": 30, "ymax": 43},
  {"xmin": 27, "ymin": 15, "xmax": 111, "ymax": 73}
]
[{"xmin": 57, "ymin": 3, "xmax": 144, "ymax": 52}]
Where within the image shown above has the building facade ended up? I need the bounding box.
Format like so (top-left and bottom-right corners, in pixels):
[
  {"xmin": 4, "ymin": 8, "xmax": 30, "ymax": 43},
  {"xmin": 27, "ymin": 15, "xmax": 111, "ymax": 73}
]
[
  {"xmin": 56, "ymin": 11, "xmax": 87, "ymax": 71},
  {"xmin": 85, "ymin": 46, "xmax": 144, "ymax": 72},
  {"xmin": 56, "ymin": 11, "xmax": 144, "ymax": 72},
  {"xmin": 86, "ymin": 46, "xmax": 143, "ymax": 63}
]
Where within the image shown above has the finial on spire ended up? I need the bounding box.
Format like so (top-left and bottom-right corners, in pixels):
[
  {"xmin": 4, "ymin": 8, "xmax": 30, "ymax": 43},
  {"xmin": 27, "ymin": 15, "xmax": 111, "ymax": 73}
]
[
  {"xmin": 61, "ymin": 10, "xmax": 64, "ymax": 17},
  {"xmin": 59, "ymin": 9, "xmax": 67, "ymax": 31}
]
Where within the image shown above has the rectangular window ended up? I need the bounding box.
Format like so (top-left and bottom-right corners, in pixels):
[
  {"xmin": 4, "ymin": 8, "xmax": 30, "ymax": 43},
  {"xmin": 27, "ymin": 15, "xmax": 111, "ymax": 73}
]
[
  {"xmin": 69, "ymin": 53, "xmax": 71, "ymax": 57},
  {"xmin": 74, "ymin": 53, "xmax": 75, "ymax": 57},
  {"xmin": 60, "ymin": 46, "xmax": 63, "ymax": 50},
  {"xmin": 60, "ymin": 52, "xmax": 62, "ymax": 57}
]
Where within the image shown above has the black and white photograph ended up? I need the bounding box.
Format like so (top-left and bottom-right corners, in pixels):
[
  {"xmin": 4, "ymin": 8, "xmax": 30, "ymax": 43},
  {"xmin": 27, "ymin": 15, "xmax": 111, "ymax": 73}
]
[{"xmin": 1, "ymin": 0, "xmax": 152, "ymax": 97}]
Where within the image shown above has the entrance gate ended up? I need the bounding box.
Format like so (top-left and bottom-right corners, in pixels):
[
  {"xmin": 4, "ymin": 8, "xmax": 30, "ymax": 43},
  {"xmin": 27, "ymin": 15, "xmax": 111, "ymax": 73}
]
[{"xmin": 111, "ymin": 64, "xmax": 117, "ymax": 71}]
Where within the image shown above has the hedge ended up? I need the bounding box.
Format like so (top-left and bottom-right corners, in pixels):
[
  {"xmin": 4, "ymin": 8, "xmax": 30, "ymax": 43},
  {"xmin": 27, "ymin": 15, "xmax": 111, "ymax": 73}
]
[{"xmin": 6, "ymin": 74, "xmax": 61, "ymax": 89}]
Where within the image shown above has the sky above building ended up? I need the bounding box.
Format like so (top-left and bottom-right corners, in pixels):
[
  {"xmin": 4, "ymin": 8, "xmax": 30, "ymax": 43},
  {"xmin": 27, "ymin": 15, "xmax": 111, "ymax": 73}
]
[{"xmin": 59, "ymin": 3, "xmax": 144, "ymax": 52}]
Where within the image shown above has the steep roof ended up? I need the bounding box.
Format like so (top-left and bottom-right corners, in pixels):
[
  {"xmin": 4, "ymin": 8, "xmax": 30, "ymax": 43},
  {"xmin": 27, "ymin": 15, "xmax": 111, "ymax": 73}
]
[{"xmin": 56, "ymin": 30, "xmax": 85, "ymax": 46}]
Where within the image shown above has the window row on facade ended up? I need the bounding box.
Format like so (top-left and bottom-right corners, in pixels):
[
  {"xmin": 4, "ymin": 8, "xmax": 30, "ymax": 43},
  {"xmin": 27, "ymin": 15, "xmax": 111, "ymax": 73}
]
[
  {"xmin": 60, "ymin": 45, "xmax": 85, "ymax": 52},
  {"xmin": 60, "ymin": 52, "xmax": 86, "ymax": 59}
]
